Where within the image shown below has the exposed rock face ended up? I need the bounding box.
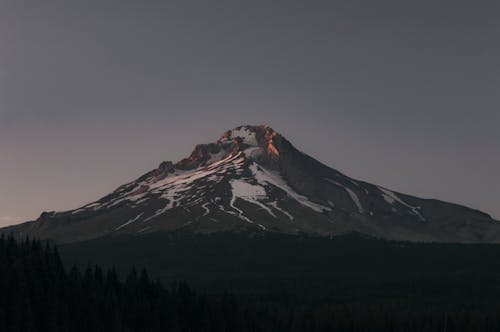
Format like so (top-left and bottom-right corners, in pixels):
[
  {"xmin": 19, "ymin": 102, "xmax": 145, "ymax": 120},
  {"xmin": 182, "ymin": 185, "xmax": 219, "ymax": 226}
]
[{"xmin": 4, "ymin": 125, "xmax": 499, "ymax": 243}]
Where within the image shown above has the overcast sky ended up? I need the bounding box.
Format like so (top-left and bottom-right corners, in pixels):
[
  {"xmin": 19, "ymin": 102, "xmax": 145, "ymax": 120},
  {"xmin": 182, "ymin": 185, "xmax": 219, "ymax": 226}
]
[{"xmin": 0, "ymin": 0, "xmax": 499, "ymax": 226}]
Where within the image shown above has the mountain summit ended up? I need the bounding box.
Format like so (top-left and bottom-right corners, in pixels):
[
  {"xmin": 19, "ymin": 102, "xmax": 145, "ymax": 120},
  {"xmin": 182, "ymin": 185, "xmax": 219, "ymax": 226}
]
[{"xmin": 6, "ymin": 125, "xmax": 499, "ymax": 243}]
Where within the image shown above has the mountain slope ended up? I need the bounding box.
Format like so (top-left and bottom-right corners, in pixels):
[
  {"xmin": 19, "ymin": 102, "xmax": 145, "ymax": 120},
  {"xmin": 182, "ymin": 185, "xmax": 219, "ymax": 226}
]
[{"xmin": 5, "ymin": 125, "xmax": 499, "ymax": 243}]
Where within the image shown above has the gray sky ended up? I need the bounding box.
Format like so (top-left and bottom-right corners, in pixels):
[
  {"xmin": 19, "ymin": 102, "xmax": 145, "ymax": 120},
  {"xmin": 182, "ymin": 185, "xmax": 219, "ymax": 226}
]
[{"xmin": 1, "ymin": 0, "xmax": 499, "ymax": 226}]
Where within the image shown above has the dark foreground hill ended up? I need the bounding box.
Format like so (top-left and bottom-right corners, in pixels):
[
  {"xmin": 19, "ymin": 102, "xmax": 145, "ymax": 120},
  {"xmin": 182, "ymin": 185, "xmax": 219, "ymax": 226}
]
[
  {"xmin": 4, "ymin": 233, "xmax": 500, "ymax": 331},
  {"xmin": 59, "ymin": 232, "xmax": 500, "ymax": 304}
]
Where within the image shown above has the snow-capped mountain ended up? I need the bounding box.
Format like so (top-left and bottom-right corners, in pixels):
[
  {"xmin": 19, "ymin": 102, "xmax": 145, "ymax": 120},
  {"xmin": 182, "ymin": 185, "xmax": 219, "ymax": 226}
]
[{"xmin": 6, "ymin": 125, "xmax": 499, "ymax": 243}]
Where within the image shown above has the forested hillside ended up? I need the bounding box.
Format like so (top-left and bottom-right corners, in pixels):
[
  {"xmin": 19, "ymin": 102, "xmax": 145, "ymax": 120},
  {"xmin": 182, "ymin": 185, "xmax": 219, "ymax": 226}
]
[{"xmin": 3, "ymin": 234, "xmax": 500, "ymax": 331}]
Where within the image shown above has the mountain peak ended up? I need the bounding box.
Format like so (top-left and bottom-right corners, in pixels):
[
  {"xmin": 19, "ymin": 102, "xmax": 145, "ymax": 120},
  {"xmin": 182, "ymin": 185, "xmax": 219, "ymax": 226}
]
[
  {"xmin": 220, "ymin": 125, "xmax": 278, "ymax": 146},
  {"xmin": 222, "ymin": 125, "xmax": 283, "ymax": 158},
  {"xmin": 7, "ymin": 125, "xmax": 498, "ymax": 244},
  {"xmin": 174, "ymin": 125, "xmax": 283, "ymax": 171}
]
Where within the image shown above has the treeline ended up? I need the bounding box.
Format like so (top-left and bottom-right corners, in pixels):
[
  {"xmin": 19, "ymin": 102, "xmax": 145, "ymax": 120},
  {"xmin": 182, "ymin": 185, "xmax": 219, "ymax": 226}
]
[{"xmin": 2, "ymin": 235, "xmax": 500, "ymax": 331}]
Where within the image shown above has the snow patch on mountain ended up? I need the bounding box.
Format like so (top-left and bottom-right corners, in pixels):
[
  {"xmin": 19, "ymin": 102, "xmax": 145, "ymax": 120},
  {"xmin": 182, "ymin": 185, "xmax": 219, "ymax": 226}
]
[
  {"xmin": 205, "ymin": 150, "xmax": 226, "ymax": 165},
  {"xmin": 250, "ymin": 163, "xmax": 331, "ymax": 213},
  {"xmin": 229, "ymin": 180, "xmax": 267, "ymax": 230},
  {"xmin": 229, "ymin": 127, "xmax": 258, "ymax": 146},
  {"xmin": 378, "ymin": 187, "xmax": 426, "ymax": 221},
  {"xmin": 116, "ymin": 212, "xmax": 144, "ymax": 230},
  {"xmin": 201, "ymin": 202, "xmax": 211, "ymax": 216},
  {"xmin": 326, "ymin": 179, "xmax": 364, "ymax": 214},
  {"xmin": 269, "ymin": 201, "xmax": 294, "ymax": 220},
  {"xmin": 230, "ymin": 180, "xmax": 276, "ymax": 219},
  {"xmin": 230, "ymin": 180, "xmax": 267, "ymax": 199},
  {"xmin": 345, "ymin": 187, "xmax": 364, "ymax": 214},
  {"xmin": 243, "ymin": 147, "xmax": 263, "ymax": 159}
]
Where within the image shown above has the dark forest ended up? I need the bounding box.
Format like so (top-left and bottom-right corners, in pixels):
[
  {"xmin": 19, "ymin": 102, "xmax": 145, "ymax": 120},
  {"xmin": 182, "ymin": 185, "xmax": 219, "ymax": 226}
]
[{"xmin": 3, "ymin": 233, "xmax": 500, "ymax": 331}]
